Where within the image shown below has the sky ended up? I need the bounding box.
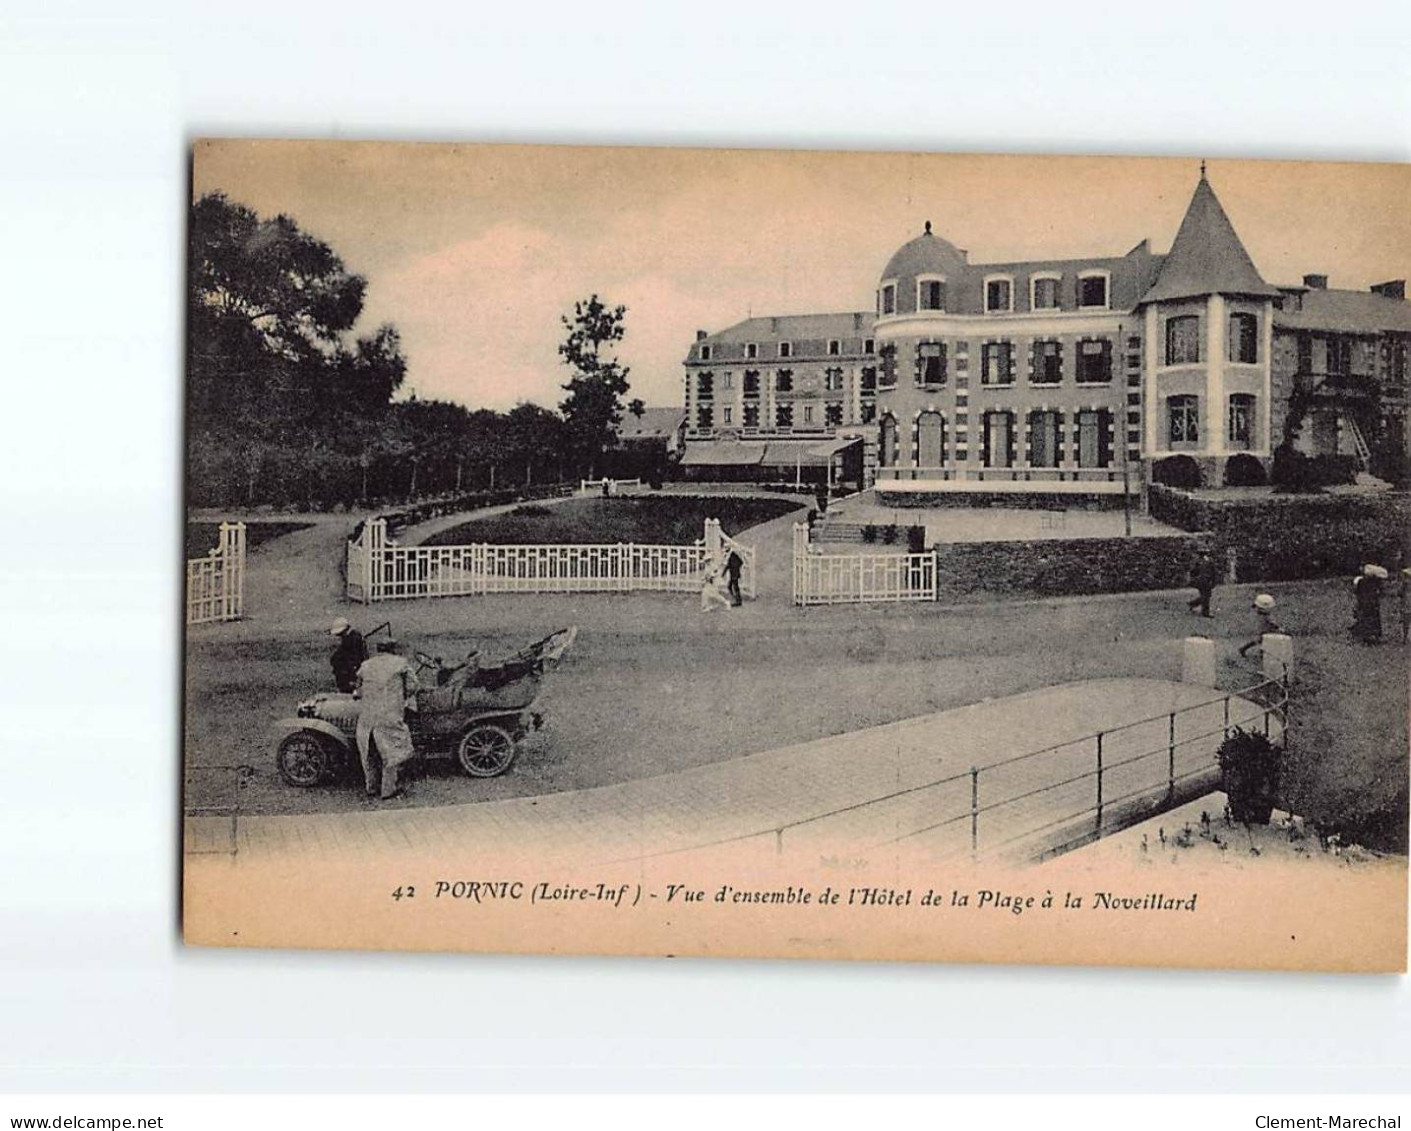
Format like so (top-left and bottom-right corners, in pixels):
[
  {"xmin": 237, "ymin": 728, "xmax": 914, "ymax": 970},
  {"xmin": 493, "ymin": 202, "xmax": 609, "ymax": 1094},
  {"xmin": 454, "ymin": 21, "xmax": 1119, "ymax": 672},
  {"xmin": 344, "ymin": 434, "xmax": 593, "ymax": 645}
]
[{"xmin": 192, "ymin": 142, "xmax": 1411, "ymax": 413}]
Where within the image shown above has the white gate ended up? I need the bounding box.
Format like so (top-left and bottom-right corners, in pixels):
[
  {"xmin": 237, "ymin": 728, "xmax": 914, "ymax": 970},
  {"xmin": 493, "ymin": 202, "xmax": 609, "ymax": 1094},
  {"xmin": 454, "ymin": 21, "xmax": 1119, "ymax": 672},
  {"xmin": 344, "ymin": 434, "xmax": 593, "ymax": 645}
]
[
  {"xmin": 186, "ymin": 521, "xmax": 246, "ymax": 625},
  {"xmin": 346, "ymin": 517, "xmax": 755, "ymax": 602},
  {"xmin": 792, "ymin": 523, "xmax": 935, "ymax": 605}
]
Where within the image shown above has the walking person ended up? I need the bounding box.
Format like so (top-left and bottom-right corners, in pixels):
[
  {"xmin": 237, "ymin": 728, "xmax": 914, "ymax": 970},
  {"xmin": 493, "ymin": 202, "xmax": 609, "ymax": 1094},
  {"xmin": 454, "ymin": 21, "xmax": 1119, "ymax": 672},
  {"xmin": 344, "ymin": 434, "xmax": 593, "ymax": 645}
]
[
  {"xmin": 723, "ymin": 548, "xmax": 745, "ymax": 607},
  {"xmin": 353, "ymin": 640, "xmax": 420, "ymax": 800},
  {"xmin": 699, "ymin": 564, "xmax": 732, "ymax": 612},
  {"xmin": 1351, "ymin": 563, "xmax": 1388, "ymax": 645},
  {"xmin": 1186, "ymin": 549, "xmax": 1220, "ymax": 618},
  {"xmin": 1238, "ymin": 594, "xmax": 1283, "ymax": 659},
  {"xmin": 328, "ymin": 617, "xmax": 367, "ymax": 693}
]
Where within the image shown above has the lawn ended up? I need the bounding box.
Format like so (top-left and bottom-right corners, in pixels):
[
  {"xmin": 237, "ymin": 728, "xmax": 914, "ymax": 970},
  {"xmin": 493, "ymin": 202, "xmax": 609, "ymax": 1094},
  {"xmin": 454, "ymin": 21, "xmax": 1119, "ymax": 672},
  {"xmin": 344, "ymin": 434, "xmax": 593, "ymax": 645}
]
[
  {"xmin": 185, "ymin": 520, "xmax": 313, "ymax": 560},
  {"xmin": 422, "ymin": 496, "xmax": 803, "ymax": 547}
]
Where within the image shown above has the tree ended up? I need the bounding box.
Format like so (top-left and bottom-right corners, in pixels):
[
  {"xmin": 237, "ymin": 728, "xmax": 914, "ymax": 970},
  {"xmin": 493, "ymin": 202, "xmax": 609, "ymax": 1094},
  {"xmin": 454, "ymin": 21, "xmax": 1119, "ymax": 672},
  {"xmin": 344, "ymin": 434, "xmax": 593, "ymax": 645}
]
[
  {"xmin": 187, "ymin": 192, "xmax": 406, "ymax": 442},
  {"xmin": 558, "ymin": 295, "xmax": 631, "ymax": 479}
]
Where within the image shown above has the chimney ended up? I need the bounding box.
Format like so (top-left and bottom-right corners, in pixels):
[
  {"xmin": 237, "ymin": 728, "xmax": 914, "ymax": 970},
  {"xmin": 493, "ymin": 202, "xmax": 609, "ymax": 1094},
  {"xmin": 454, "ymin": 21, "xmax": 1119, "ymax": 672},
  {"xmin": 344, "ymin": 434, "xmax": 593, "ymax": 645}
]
[
  {"xmin": 1302, "ymin": 274, "xmax": 1328, "ymax": 290},
  {"xmin": 853, "ymin": 312, "xmax": 862, "ymax": 331},
  {"xmin": 1371, "ymin": 279, "xmax": 1406, "ymax": 300},
  {"xmin": 695, "ymin": 330, "xmax": 707, "ymax": 341}
]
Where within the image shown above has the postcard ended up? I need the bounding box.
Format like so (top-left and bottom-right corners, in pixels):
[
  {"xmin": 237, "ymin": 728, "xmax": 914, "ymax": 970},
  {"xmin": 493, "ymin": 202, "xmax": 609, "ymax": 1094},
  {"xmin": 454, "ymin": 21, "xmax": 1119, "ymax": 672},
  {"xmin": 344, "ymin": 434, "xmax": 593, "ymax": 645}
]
[{"xmin": 183, "ymin": 141, "xmax": 1408, "ymax": 971}]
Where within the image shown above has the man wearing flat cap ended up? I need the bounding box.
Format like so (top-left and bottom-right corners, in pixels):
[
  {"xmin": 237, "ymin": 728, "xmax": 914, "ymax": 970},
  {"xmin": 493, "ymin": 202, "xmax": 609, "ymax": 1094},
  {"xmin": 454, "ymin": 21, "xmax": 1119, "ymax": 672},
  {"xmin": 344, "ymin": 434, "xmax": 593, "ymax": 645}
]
[{"xmin": 329, "ymin": 617, "xmax": 366, "ymax": 693}]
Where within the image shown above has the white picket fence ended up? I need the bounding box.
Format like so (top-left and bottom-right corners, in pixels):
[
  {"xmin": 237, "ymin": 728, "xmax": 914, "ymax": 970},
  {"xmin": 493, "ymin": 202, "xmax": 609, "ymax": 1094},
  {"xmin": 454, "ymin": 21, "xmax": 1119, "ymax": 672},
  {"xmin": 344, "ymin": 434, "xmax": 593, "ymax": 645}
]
[
  {"xmin": 792, "ymin": 523, "xmax": 936, "ymax": 605},
  {"xmin": 186, "ymin": 521, "xmax": 246, "ymax": 625},
  {"xmin": 347, "ymin": 517, "xmax": 755, "ymax": 602},
  {"xmin": 578, "ymin": 477, "xmax": 641, "ymax": 496}
]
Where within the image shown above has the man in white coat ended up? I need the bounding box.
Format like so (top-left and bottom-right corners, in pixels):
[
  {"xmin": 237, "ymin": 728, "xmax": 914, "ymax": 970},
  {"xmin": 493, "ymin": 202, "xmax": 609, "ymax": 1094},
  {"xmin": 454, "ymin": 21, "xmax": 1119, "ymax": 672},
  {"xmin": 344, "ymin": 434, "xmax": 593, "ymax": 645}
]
[{"xmin": 354, "ymin": 641, "xmax": 419, "ymax": 800}]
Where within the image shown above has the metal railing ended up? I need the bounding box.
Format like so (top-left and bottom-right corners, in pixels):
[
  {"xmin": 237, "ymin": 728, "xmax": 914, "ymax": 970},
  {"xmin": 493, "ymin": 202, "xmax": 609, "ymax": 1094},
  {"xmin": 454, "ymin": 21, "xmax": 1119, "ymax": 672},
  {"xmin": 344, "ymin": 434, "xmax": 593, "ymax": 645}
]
[{"xmin": 629, "ymin": 665, "xmax": 1290, "ymax": 865}]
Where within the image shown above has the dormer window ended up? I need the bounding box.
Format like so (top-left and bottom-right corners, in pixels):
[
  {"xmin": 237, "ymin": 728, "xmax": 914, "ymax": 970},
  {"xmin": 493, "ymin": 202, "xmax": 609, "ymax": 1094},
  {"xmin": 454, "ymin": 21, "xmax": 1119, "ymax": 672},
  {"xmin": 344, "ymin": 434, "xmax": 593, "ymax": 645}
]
[
  {"xmin": 880, "ymin": 283, "xmax": 897, "ymax": 315},
  {"xmin": 917, "ymin": 276, "xmax": 947, "ymax": 312},
  {"xmin": 778, "ymin": 341, "xmax": 792, "ymax": 359},
  {"xmin": 1031, "ymin": 274, "xmax": 1061, "ymax": 310},
  {"xmin": 827, "ymin": 339, "xmax": 841, "ymax": 356},
  {"xmin": 985, "ymin": 276, "xmax": 1013, "ymax": 314},
  {"xmin": 699, "ymin": 344, "xmax": 712, "ymax": 361},
  {"xmin": 745, "ymin": 342, "xmax": 757, "ymax": 360},
  {"xmin": 1077, "ymin": 271, "xmax": 1110, "ymax": 310}
]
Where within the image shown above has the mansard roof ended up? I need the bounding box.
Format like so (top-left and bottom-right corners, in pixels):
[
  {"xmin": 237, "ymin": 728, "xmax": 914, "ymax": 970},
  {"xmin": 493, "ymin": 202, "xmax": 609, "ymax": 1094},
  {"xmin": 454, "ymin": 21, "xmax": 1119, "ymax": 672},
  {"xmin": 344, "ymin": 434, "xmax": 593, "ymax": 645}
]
[{"xmin": 1138, "ymin": 175, "xmax": 1282, "ymax": 306}]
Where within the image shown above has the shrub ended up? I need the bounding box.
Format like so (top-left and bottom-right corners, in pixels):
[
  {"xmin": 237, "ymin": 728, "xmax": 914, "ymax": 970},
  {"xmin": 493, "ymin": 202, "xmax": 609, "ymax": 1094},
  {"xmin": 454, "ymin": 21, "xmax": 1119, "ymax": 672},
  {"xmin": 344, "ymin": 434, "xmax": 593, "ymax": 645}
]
[
  {"xmin": 1223, "ymin": 454, "xmax": 1267, "ymax": 487},
  {"xmin": 1151, "ymin": 454, "xmax": 1203, "ymax": 489},
  {"xmin": 906, "ymin": 525, "xmax": 927, "ymax": 554},
  {"xmin": 881, "ymin": 523, "xmax": 898, "ymax": 546},
  {"xmin": 861, "ymin": 524, "xmax": 877, "ymax": 544},
  {"xmin": 510, "ymin": 504, "xmax": 552, "ymax": 518},
  {"xmin": 1217, "ymin": 727, "xmax": 1283, "ymax": 826}
]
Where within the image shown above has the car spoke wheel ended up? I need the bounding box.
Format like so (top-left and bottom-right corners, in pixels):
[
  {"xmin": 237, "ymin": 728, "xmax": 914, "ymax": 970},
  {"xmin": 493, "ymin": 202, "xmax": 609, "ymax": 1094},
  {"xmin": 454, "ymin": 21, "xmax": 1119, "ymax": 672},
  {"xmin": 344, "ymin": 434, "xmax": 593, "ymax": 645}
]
[
  {"xmin": 277, "ymin": 732, "xmax": 332, "ymax": 787},
  {"xmin": 456, "ymin": 724, "xmax": 517, "ymax": 778}
]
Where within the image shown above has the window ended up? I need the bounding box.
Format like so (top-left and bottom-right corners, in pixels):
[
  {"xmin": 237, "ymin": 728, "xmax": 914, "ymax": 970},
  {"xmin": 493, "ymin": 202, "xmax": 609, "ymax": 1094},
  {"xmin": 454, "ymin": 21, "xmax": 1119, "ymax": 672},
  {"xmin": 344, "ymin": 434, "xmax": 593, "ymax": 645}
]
[
  {"xmin": 696, "ymin": 405, "xmax": 713, "ymax": 430},
  {"xmin": 918, "ymin": 277, "xmax": 946, "ymax": 311},
  {"xmin": 699, "ymin": 345, "xmax": 712, "ymax": 361},
  {"xmin": 1077, "ymin": 409, "xmax": 1110, "ymax": 468},
  {"xmin": 825, "ymin": 367, "xmax": 844, "ymax": 392},
  {"xmin": 743, "ymin": 370, "xmax": 760, "ymax": 395},
  {"xmin": 697, "ymin": 372, "xmax": 714, "ymax": 397},
  {"xmin": 722, "ymin": 406, "xmax": 733, "ymax": 426},
  {"xmin": 775, "ymin": 370, "xmax": 793, "ymax": 392},
  {"xmin": 1165, "ymin": 315, "xmax": 1200, "ymax": 365},
  {"xmin": 1168, "ymin": 395, "xmax": 1199, "ymax": 446},
  {"xmin": 985, "ymin": 278, "xmax": 1013, "ymax": 313},
  {"xmin": 1033, "ymin": 340, "xmax": 1062, "ymax": 384},
  {"xmin": 721, "ymin": 372, "xmax": 733, "ymax": 389},
  {"xmin": 1327, "ymin": 336, "xmax": 1352, "ymax": 376},
  {"xmin": 879, "ymin": 415, "xmax": 899, "ymax": 466},
  {"xmin": 881, "ymin": 285, "xmax": 896, "ymax": 315},
  {"xmin": 1228, "ymin": 394, "xmax": 1255, "ymax": 449},
  {"xmin": 825, "ymin": 402, "xmax": 844, "ymax": 426},
  {"xmin": 981, "ymin": 342, "xmax": 1013, "ymax": 385},
  {"xmin": 860, "ymin": 402, "xmax": 877, "ymax": 424},
  {"xmin": 779, "ymin": 341, "xmax": 792, "ymax": 359},
  {"xmin": 918, "ymin": 342, "xmax": 947, "ymax": 387},
  {"xmin": 1029, "ymin": 410, "xmax": 1060, "ymax": 468},
  {"xmin": 775, "ymin": 403, "xmax": 793, "ymax": 428},
  {"xmin": 828, "ymin": 339, "xmax": 841, "ymax": 356},
  {"xmin": 863, "ymin": 338, "xmax": 875, "ymax": 354},
  {"xmin": 1078, "ymin": 273, "xmax": 1109, "ymax": 309},
  {"xmin": 1228, "ymin": 313, "xmax": 1258, "ymax": 364},
  {"xmin": 860, "ymin": 366, "xmax": 877, "ymax": 393},
  {"xmin": 983, "ymin": 411, "xmax": 1014, "ymax": 468},
  {"xmin": 1032, "ymin": 276, "xmax": 1060, "ymax": 310},
  {"xmin": 745, "ymin": 342, "xmax": 757, "ymax": 360},
  {"xmin": 1297, "ymin": 332, "xmax": 1312, "ymax": 373},
  {"xmin": 743, "ymin": 403, "xmax": 760, "ymax": 428},
  {"xmin": 803, "ymin": 405, "xmax": 814, "ymax": 425},
  {"xmin": 877, "ymin": 344, "xmax": 897, "ymax": 388},
  {"xmin": 1075, "ymin": 339, "xmax": 1112, "ymax": 383}
]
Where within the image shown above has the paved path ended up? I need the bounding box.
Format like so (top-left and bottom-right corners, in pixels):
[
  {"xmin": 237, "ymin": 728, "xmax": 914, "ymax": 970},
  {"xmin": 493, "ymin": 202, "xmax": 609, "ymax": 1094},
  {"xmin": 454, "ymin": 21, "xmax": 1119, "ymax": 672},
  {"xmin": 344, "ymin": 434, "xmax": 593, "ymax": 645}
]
[{"xmin": 186, "ymin": 677, "xmax": 1275, "ymax": 866}]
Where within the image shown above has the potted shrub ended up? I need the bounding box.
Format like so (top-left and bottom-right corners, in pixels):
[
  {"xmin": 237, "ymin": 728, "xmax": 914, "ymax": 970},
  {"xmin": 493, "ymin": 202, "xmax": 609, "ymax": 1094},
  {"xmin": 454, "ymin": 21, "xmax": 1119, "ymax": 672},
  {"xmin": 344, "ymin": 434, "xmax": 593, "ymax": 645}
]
[
  {"xmin": 1216, "ymin": 727, "xmax": 1283, "ymax": 826},
  {"xmin": 862, "ymin": 524, "xmax": 877, "ymax": 544},
  {"xmin": 882, "ymin": 523, "xmax": 898, "ymax": 545}
]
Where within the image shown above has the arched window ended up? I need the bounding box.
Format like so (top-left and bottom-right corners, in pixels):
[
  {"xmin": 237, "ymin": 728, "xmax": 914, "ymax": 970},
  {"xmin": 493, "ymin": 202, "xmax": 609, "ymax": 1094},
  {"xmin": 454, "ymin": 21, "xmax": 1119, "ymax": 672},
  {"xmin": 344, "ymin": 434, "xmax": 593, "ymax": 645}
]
[
  {"xmin": 879, "ymin": 414, "xmax": 899, "ymax": 467},
  {"xmin": 917, "ymin": 411, "xmax": 946, "ymax": 468}
]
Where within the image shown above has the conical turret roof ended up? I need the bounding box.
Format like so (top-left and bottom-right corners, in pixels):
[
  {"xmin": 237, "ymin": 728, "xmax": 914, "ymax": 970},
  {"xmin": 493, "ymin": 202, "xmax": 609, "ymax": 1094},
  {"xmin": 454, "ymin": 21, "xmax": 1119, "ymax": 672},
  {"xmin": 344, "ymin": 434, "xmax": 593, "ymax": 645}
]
[{"xmin": 1138, "ymin": 174, "xmax": 1280, "ymax": 305}]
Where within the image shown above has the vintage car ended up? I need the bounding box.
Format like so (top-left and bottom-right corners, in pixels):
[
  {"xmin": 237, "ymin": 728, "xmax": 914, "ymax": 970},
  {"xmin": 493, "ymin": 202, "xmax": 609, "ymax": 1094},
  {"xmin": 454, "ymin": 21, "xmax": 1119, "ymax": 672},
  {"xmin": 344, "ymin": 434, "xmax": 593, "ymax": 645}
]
[{"xmin": 274, "ymin": 626, "xmax": 578, "ymax": 787}]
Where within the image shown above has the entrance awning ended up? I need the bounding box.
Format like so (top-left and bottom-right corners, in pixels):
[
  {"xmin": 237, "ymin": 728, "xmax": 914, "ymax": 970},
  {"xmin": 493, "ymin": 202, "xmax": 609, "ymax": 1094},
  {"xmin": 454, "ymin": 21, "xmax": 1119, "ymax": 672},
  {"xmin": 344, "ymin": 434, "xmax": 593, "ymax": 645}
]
[
  {"xmin": 760, "ymin": 436, "xmax": 861, "ymax": 468},
  {"xmin": 679, "ymin": 441, "xmax": 766, "ymax": 467}
]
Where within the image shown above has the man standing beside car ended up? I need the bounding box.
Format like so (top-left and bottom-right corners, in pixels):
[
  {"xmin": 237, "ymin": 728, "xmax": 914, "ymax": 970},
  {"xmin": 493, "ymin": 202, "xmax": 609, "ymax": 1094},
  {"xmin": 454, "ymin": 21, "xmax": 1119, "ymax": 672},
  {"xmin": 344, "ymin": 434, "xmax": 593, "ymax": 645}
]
[
  {"xmin": 354, "ymin": 640, "xmax": 419, "ymax": 801},
  {"xmin": 329, "ymin": 617, "xmax": 366, "ymax": 693}
]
